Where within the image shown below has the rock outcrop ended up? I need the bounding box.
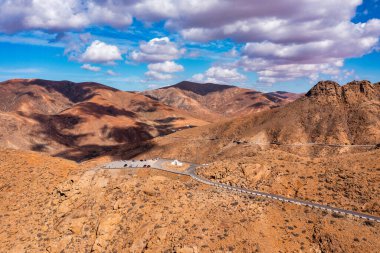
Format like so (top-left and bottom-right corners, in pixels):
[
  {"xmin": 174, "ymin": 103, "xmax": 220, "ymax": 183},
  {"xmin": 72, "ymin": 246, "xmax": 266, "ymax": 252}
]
[{"xmin": 306, "ymin": 80, "xmax": 379, "ymax": 104}]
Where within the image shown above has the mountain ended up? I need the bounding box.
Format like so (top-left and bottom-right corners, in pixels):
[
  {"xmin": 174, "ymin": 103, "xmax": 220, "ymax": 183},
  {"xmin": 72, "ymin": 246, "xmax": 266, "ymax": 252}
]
[
  {"xmin": 138, "ymin": 80, "xmax": 380, "ymax": 162},
  {"xmin": 133, "ymin": 81, "xmax": 380, "ymax": 224},
  {"xmin": 0, "ymin": 79, "xmax": 207, "ymax": 161},
  {"xmin": 142, "ymin": 81, "xmax": 301, "ymax": 122},
  {"xmin": 2, "ymin": 79, "xmax": 378, "ymax": 161},
  {"xmin": 2, "ymin": 80, "xmax": 379, "ymax": 252},
  {"xmin": 200, "ymin": 80, "xmax": 380, "ymax": 145}
]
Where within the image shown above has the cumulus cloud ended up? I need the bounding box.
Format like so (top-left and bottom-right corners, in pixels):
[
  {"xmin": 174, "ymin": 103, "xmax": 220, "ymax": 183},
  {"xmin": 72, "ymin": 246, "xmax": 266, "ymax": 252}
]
[
  {"xmin": 192, "ymin": 66, "xmax": 246, "ymax": 84},
  {"xmin": 224, "ymin": 47, "xmax": 239, "ymax": 58},
  {"xmin": 80, "ymin": 40, "xmax": 122, "ymax": 64},
  {"xmin": 81, "ymin": 64, "xmax": 101, "ymax": 72},
  {"xmin": 106, "ymin": 70, "xmax": 117, "ymax": 76},
  {"xmin": 238, "ymin": 19, "xmax": 380, "ymax": 84},
  {"xmin": 157, "ymin": 0, "xmax": 362, "ymax": 42},
  {"xmin": 147, "ymin": 61, "xmax": 184, "ymax": 73},
  {"xmin": 145, "ymin": 71, "xmax": 173, "ymax": 80},
  {"xmin": 0, "ymin": 0, "xmax": 133, "ymax": 33},
  {"xmin": 130, "ymin": 37, "xmax": 184, "ymax": 63},
  {"xmin": 134, "ymin": 0, "xmax": 380, "ymax": 84},
  {"xmin": 134, "ymin": 39, "xmax": 185, "ymax": 80},
  {"xmin": 2, "ymin": 0, "xmax": 380, "ymax": 85}
]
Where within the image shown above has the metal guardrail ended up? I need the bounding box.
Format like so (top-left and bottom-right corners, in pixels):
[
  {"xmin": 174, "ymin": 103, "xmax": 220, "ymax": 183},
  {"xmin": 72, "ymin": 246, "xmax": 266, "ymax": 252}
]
[{"xmin": 188, "ymin": 168, "xmax": 380, "ymax": 222}]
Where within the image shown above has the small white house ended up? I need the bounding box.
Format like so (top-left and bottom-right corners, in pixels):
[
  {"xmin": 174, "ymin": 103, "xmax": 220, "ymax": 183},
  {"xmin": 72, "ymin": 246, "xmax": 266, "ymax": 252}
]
[{"xmin": 171, "ymin": 160, "xmax": 183, "ymax": 166}]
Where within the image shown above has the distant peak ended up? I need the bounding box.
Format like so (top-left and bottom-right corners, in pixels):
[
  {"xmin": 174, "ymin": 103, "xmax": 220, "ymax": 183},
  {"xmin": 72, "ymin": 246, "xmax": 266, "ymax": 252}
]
[
  {"xmin": 162, "ymin": 81, "xmax": 236, "ymax": 96},
  {"xmin": 3, "ymin": 78, "xmax": 117, "ymax": 91}
]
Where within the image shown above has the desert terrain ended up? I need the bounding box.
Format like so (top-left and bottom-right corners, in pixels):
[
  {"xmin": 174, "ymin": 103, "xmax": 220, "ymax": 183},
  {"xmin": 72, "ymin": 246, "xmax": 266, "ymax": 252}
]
[
  {"xmin": 0, "ymin": 148, "xmax": 379, "ymax": 252},
  {"xmin": 1, "ymin": 0, "xmax": 380, "ymax": 252},
  {"xmin": 0, "ymin": 80, "xmax": 379, "ymax": 252}
]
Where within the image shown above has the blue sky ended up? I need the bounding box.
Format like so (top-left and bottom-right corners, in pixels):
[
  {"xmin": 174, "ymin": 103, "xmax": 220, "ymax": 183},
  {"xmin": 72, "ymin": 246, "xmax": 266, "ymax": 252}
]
[{"xmin": 0, "ymin": 0, "xmax": 379, "ymax": 93}]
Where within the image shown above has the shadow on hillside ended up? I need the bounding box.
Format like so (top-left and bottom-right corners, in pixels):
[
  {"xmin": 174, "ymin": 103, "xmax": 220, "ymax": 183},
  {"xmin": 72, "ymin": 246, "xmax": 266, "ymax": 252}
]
[
  {"xmin": 249, "ymin": 102, "xmax": 269, "ymax": 108},
  {"xmin": 163, "ymin": 81, "xmax": 236, "ymax": 96},
  {"xmin": 67, "ymin": 102, "xmax": 137, "ymax": 119},
  {"xmin": 30, "ymin": 113, "xmax": 89, "ymax": 147},
  {"xmin": 101, "ymin": 124, "xmax": 154, "ymax": 143},
  {"xmin": 154, "ymin": 116, "xmax": 185, "ymax": 124},
  {"xmin": 244, "ymin": 91, "xmax": 261, "ymax": 96},
  {"xmin": 263, "ymin": 93, "xmax": 287, "ymax": 102},
  {"xmin": 129, "ymin": 99, "xmax": 159, "ymax": 112},
  {"xmin": 143, "ymin": 94, "xmax": 159, "ymax": 101},
  {"xmin": 54, "ymin": 141, "xmax": 156, "ymax": 162},
  {"xmin": 29, "ymin": 113, "xmax": 189, "ymax": 162},
  {"xmin": 28, "ymin": 79, "xmax": 117, "ymax": 103},
  {"xmin": 31, "ymin": 143, "xmax": 48, "ymax": 152}
]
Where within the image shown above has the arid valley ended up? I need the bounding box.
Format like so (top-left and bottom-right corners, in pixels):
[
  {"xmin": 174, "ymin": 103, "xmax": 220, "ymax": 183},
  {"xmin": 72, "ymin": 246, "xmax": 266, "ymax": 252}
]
[
  {"xmin": 0, "ymin": 79, "xmax": 379, "ymax": 252},
  {"xmin": 1, "ymin": 1, "xmax": 380, "ymax": 252}
]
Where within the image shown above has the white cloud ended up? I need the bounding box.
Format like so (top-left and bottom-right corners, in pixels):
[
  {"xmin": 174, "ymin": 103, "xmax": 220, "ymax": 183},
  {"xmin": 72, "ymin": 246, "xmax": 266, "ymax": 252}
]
[
  {"xmin": 158, "ymin": 0, "xmax": 363, "ymax": 43},
  {"xmin": 343, "ymin": 69, "xmax": 355, "ymax": 78},
  {"xmin": 130, "ymin": 37, "xmax": 184, "ymax": 63},
  {"xmin": 135, "ymin": 40, "xmax": 185, "ymax": 81},
  {"xmin": 134, "ymin": 0, "xmax": 380, "ymax": 84},
  {"xmin": 192, "ymin": 66, "xmax": 246, "ymax": 84},
  {"xmin": 145, "ymin": 70, "xmax": 173, "ymax": 80},
  {"xmin": 0, "ymin": 0, "xmax": 133, "ymax": 33},
  {"xmin": 147, "ymin": 61, "xmax": 184, "ymax": 73},
  {"xmin": 191, "ymin": 73, "xmax": 206, "ymax": 83},
  {"xmin": 238, "ymin": 22, "xmax": 380, "ymax": 84},
  {"xmin": 80, "ymin": 40, "xmax": 122, "ymax": 64},
  {"xmin": 224, "ymin": 47, "xmax": 239, "ymax": 58},
  {"xmin": 106, "ymin": 70, "xmax": 117, "ymax": 76},
  {"xmin": 1, "ymin": 0, "xmax": 380, "ymax": 85},
  {"xmin": 147, "ymin": 83, "xmax": 160, "ymax": 89},
  {"xmin": 81, "ymin": 64, "xmax": 101, "ymax": 72}
]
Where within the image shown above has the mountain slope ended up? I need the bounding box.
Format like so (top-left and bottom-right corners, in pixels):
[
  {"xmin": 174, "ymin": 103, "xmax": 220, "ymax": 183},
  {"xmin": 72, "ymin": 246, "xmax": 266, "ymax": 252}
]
[
  {"xmin": 0, "ymin": 79, "xmax": 207, "ymax": 160},
  {"xmin": 138, "ymin": 80, "xmax": 380, "ymax": 163},
  {"xmin": 205, "ymin": 80, "xmax": 380, "ymax": 145},
  {"xmin": 142, "ymin": 81, "xmax": 301, "ymax": 122}
]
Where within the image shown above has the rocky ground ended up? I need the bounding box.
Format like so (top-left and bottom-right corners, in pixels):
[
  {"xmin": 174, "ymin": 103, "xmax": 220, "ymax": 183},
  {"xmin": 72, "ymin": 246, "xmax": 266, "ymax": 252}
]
[
  {"xmin": 0, "ymin": 149, "xmax": 81, "ymax": 252},
  {"xmin": 1, "ymin": 148, "xmax": 379, "ymax": 252},
  {"xmin": 196, "ymin": 148, "xmax": 380, "ymax": 217}
]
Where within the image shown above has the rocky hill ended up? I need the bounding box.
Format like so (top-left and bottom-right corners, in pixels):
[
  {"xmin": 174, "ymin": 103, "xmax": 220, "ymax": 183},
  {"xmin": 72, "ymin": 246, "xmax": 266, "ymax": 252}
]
[
  {"xmin": 142, "ymin": 81, "xmax": 301, "ymax": 122},
  {"xmin": 163, "ymin": 80, "xmax": 379, "ymax": 145},
  {"xmin": 0, "ymin": 79, "xmax": 207, "ymax": 161},
  {"xmin": 135, "ymin": 80, "xmax": 380, "ymax": 165},
  {"xmin": 213, "ymin": 80, "xmax": 380, "ymax": 145}
]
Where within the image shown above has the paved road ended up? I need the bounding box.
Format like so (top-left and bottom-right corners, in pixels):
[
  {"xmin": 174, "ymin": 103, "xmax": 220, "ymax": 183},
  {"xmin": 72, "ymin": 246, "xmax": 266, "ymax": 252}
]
[{"xmin": 103, "ymin": 159, "xmax": 380, "ymax": 223}]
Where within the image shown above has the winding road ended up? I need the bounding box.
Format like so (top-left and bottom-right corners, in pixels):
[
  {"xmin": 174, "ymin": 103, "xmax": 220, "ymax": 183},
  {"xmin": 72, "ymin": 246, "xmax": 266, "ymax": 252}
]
[{"xmin": 103, "ymin": 159, "xmax": 380, "ymax": 223}]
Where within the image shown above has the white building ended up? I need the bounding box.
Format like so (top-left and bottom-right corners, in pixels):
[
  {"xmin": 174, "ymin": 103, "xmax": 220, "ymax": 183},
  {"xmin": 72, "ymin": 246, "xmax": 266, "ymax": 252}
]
[{"xmin": 171, "ymin": 160, "xmax": 183, "ymax": 166}]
